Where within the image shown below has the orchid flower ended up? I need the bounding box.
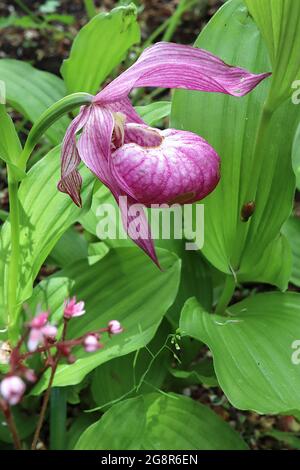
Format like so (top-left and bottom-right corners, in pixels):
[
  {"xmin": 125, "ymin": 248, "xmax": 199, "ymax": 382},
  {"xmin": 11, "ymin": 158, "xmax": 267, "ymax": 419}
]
[{"xmin": 58, "ymin": 42, "xmax": 270, "ymax": 265}]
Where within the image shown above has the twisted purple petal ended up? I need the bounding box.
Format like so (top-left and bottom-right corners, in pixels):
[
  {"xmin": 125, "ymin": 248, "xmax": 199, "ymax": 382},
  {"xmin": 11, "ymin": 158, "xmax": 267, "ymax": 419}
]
[
  {"xmin": 58, "ymin": 106, "xmax": 90, "ymax": 206},
  {"xmin": 76, "ymin": 107, "xmax": 159, "ymax": 266},
  {"xmin": 94, "ymin": 42, "xmax": 271, "ymax": 104}
]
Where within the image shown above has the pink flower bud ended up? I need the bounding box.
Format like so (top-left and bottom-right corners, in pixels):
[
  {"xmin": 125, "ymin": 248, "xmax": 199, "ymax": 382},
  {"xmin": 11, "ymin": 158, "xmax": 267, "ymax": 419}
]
[
  {"xmin": 83, "ymin": 334, "xmax": 101, "ymax": 353},
  {"xmin": 30, "ymin": 311, "xmax": 49, "ymax": 328},
  {"xmin": 64, "ymin": 297, "xmax": 85, "ymax": 319},
  {"xmin": 108, "ymin": 320, "xmax": 123, "ymax": 335},
  {"xmin": 24, "ymin": 369, "xmax": 37, "ymax": 383},
  {"xmin": 0, "ymin": 376, "xmax": 26, "ymax": 405}
]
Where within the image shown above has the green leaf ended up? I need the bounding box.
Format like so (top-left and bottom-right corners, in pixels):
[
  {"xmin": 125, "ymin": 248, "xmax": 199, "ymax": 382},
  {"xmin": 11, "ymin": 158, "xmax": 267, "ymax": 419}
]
[
  {"xmin": 264, "ymin": 430, "xmax": 300, "ymax": 450},
  {"xmin": 66, "ymin": 414, "xmax": 98, "ymax": 450},
  {"xmin": 237, "ymin": 233, "xmax": 292, "ymax": 291},
  {"xmin": 76, "ymin": 396, "xmax": 147, "ymax": 450},
  {"xmin": 135, "ymin": 101, "xmax": 171, "ymax": 126},
  {"xmin": 244, "ymin": 0, "xmax": 300, "ymax": 108},
  {"xmin": 180, "ymin": 293, "xmax": 300, "ymax": 414},
  {"xmin": 162, "ymin": 241, "xmax": 213, "ymax": 327},
  {"xmin": 31, "ymin": 247, "xmax": 180, "ymax": 392},
  {"xmin": 61, "ymin": 5, "xmax": 140, "ymax": 95},
  {"xmin": 169, "ymin": 361, "xmax": 218, "ymax": 388},
  {"xmin": 91, "ymin": 320, "xmax": 171, "ymax": 409},
  {"xmin": 48, "ymin": 227, "xmax": 88, "ymax": 268},
  {"xmin": 0, "ymin": 59, "xmax": 69, "ymax": 144},
  {"xmin": 282, "ymin": 216, "xmax": 300, "ymax": 287},
  {"xmin": 171, "ymin": 0, "xmax": 298, "ymax": 288},
  {"xmin": 76, "ymin": 393, "xmax": 248, "ymax": 450},
  {"xmin": 0, "ymin": 146, "xmax": 94, "ymax": 326},
  {"xmin": 292, "ymin": 124, "xmax": 300, "ymax": 190},
  {"xmin": 0, "ymin": 105, "xmax": 22, "ymax": 164},
  {"xmin": 0, "ymin": 104, "xmax": 25, "ymax": 181},
  {"xmin": 0, "ymin": 408, "xmax": 37, "ymax": 444}
]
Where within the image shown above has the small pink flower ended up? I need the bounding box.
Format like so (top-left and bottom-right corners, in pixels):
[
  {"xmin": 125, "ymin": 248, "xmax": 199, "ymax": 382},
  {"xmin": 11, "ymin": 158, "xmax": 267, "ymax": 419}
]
[
  {"xmin": 108, "ymin": 320, "xmax": 123, "ymax": 335},
  {"xmin": 83, "ymin": 334, "xmax": 101, "ymax": 353},
  {"xmin": 28, "ymin": 323, "xmax": 57, "ymax": 352},
  {"xmin": 64, "ymin": 297, "xmax": 85, "ymax": 319},
  {"xmin": 0, "ymin": 376, "xmax": 26, "ymax": 405},
  {"xmin": 30, "ymin": 311, "xmax": 49, "ymax": 329}
]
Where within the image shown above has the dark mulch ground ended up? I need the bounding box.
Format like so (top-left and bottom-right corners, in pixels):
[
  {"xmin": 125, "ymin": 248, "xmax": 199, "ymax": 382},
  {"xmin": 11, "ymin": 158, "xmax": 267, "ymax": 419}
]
[{"xmin": 0, "ymin": 0, "xmax": 299, "ymax": 451}]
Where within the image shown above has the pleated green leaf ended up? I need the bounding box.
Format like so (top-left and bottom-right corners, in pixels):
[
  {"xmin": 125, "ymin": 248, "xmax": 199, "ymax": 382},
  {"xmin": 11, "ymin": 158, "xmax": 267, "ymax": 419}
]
[
  {"xmin": 76, "ymin": 396, "xmax": 147, "ymax": 450},
  {"xmin": 135, "ymin": 101, "xmax": 171, "ymax": 126},
  {"xmin": 245, "ymin": 0, "xmax": 300, "ymax": 108},
  {"xmin": 0, "ymin": 105, "xmax": 22, "ymax": 164},
  {"xmin": 282, "ymin": 216, "xmax": 300, "ymax": 287},
  {"xmin": 171, "ymin": 0, "xmax": 298, "ymax": 288},
  {"xmin": 0, "ymin": 59, "xmax": 69, "ymax": 144},
  {"xmin": 31, "ymin": 247, "xmax": 180, "ymax": 392},
  {"xmin": 292, "ymin": 124, "xmax": 300, "ymax": 190},
  {"xmin": 0, "ymin": 104, "xmax": 25, "ymax": 181},
  {"xmin": 61, "ymin": 4, "xmax": 140, "ymax": 95},
  {"xmin": 75, "ymin": 393, "xmax": 248, "ymax": 450},
  {"xmin": 180, "ymin": 294, "xmax": 300, "ymax": 414},
  {"xmin": 90, "ymin": 321, "xmax": 171, "ymax": 409},
  {"xmin": 0, "ymin": 146, "xmax": 94, "ymax": 327}
]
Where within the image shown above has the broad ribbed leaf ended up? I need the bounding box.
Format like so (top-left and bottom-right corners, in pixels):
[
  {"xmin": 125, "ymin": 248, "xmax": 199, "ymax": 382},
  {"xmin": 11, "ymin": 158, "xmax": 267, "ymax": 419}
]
[
  {"xmin": 76, "ymin": 397, "xmax": 146, "ymax": 450},
  {"xmin": 171, "ymin": 0, "xmax": 298, "ymax": 288},
  {"xmin": 180, "ymin": 294, "xmax": 300, "ymax": 414},
  {"xmin": 31, "ymin": 247, "xmax": 180, "ymax": 392},
  {"xmin": 0, "ymin": 147, "xmax": 94, "ymax": 327},
  {"xmin": 282, "ymin": 217, "xmax": 300, "ymax": 287},
  {"xmin": 0, "ymin": 104, "xmax": 25, "ymax": 181},
  {"xmin": 292, "ymin": 124, "xmax": 300, "ymax": 190},
  {"xmin": 245, "ymin": 0, "xmax": 300, "ymax": 108},
  {"xmin": 91, "ymin": 321, "xmax": 170, "ymax": 409},
  {"xmin": 0, "ymin": 105, "xmax": 22, "ymax": 164},
  {"xmin": 75, "ymin": 393, "xmax": 247, "ymax": 450},
  {"xmin": 135, "ymin": 101, "xmax": 171, "ymax": 126},
  {"xmin": 61, "ymin": 5, "xmax": 140, "ymax": 95},
  {"xmin": 48, "ymin": 227, "xmax": 88, "ymax": 268},
  {"xmin": 0, "ymin": 59, "xmax": 68, "ymax": 144}
]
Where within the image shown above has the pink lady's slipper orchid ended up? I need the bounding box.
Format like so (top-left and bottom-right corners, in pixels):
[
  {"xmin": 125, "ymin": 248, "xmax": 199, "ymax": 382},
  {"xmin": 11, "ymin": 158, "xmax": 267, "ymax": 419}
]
[{"xmin": 58, "ymin": 42, "xmax": 270, "ymax": 265}]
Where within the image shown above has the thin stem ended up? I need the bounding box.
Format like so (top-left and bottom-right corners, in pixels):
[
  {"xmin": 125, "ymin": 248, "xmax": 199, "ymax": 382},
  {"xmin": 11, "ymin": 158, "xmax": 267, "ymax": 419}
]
[
  {"xmin": 83, "ymin": 0, "xmax": 97, "ymax": 19},
  {"xmin": 162, "ymin": 0, "xmax": 199, "ymax": 42},
  {"xmin": 215, "ymin": 275, "xmax": 236, "ymax": 315},
  {"xmin": 0, "ymin": 400, "xmax": 22, "ymax": 450},
  {"xmin": 31, "ymin": 363, "xmax": 58, "ymax": 450},
  {"xmin": 7, "ymin": 170, "xmax": 21, "ymax": 343},
  {"xmin": 31, "ymin": 318, "xmax": 69, "ymax": 450}
]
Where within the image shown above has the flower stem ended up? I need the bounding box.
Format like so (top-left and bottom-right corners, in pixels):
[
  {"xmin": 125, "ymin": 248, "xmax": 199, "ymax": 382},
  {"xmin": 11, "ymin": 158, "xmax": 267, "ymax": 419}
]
[
  {"xmin": 215, "ymin": 275, "xmax": 236, "ymax": 315},
  {"xmin": 31, "ymin": 363, "xmax": 58, "ymax": 450},
  {"xmin": 7, "ymin": 170, "xmax": 21, "ymax": 342},
  {"xmin": 0, "ymin": 399, "xmax": 22, "ymax": 450}
]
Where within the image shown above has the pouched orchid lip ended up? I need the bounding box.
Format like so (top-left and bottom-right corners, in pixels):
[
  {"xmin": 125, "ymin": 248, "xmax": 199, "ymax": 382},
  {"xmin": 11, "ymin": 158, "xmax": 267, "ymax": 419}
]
[{"xmin": 58, "ymin": 41, "xmax": 271, "ymax": 266}]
